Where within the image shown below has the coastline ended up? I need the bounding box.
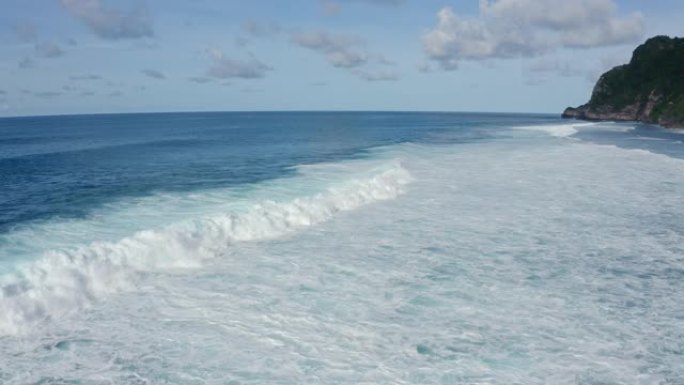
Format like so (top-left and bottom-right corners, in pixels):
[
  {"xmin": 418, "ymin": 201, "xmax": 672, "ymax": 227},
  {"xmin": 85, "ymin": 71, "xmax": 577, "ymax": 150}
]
[
  {"xmin": 561, "ymin": 110, "xmax": 684, "ymax": 131},
  {"xmin": 561, "ymin": 105, "xmax": 684, "ymax": 131}
]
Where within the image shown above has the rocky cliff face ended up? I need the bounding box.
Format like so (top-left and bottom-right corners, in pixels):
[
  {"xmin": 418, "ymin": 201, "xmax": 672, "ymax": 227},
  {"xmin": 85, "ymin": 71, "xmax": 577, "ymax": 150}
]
[{"xmin": 562, "ymin": 36, "xmax": 684, "ymax": 128}]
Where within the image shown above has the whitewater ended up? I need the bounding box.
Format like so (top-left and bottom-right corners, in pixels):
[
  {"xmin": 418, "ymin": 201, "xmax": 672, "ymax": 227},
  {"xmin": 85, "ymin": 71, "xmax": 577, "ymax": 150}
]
[{"xmin": 1, "ymin": 113, "xmax": 683, "ymax": 384}]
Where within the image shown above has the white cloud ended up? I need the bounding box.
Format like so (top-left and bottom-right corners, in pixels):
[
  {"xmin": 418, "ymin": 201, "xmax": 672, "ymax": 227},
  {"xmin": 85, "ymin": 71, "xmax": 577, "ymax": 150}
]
[
  {"xmin": 423, "ymin": 0, "xmax": 644, "ymax": 70},
  {"xmin": 292, "ymin": 30, "xmax": 399, "ymax": 81},
  {"xmin": 292, "ymin": 31, "xmax": 368, "ymax": 68},
  {"xmin": 206, "ymin": 49, "xmax": 271, "ymax": 79},
  {"xmin": 327, "ymin": 50, "xmax": 368, "ymax": 68},
  {"xmin": 60, "ymin": 0, "xmax": 153, "ymax": 40}
]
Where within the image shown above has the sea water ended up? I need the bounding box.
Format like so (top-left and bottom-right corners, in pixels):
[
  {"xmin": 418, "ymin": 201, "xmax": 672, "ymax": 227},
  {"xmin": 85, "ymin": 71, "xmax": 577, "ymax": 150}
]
[{"xmin": 0, "ymin": 112, "xmax": 682, "ymax": 384}]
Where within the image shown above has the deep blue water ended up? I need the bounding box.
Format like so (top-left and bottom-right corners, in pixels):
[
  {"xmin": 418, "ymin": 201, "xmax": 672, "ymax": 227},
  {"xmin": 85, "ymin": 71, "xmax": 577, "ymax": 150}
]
[{"xmin": 0, "ymin": 111, "xmax": 556, "ymax": 233}]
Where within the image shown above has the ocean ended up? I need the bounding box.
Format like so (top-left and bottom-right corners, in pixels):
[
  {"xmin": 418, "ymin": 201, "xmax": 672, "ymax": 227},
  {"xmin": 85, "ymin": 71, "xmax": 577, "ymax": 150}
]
[{"xmin": 0, "ymin": 112, "xmax": 683, "ymax": 384}]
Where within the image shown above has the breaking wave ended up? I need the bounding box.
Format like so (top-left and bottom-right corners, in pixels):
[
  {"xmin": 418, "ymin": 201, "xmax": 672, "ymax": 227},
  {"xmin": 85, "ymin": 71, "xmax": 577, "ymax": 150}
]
[{"xmin": 0, "ymin": 163, "xmax": 412, "ymax": 335}]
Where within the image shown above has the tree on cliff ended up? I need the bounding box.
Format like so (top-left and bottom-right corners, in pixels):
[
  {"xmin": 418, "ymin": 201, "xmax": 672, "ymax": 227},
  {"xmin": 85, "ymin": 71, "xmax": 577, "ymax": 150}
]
[{"xmin": 563, "ymin": 36, "xmax": 684, "ymax": 128}]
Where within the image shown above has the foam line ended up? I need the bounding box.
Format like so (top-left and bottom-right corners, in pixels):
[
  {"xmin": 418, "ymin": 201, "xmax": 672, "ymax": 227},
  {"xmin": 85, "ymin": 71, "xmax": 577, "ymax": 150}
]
[{"xmin": 514, "ymin": 122, "xmax": 598, "ymax": 138}]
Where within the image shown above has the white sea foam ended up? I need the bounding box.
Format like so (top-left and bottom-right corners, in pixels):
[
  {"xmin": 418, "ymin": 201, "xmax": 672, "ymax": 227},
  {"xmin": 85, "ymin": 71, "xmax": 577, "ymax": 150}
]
[
  {"xmin": 2, "ymin": 136, "xmax": 684, "ymax": 384},
  {"xmin": 0, "ymin": 162, "xmax": 411, "ymax": 335},
  {"xmin": 514, "ymin": 122, "xmax": 598, "ymax": 137}
]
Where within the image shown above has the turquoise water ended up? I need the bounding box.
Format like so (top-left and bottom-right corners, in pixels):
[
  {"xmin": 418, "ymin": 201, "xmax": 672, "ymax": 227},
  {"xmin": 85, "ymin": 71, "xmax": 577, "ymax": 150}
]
[{"xmin": 0, "ymin": 113, "xmax": 683, "ymax": 384}]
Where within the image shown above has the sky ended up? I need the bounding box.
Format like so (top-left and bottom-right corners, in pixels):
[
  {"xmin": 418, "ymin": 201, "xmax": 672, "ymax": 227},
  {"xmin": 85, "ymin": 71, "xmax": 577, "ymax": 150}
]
[{"xmin": 0, "ymin": 0, "xmax": 682, "ymax": 117}]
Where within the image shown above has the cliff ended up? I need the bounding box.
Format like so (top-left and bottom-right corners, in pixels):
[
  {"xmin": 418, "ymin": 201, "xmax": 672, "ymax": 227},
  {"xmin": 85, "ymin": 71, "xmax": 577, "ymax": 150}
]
[{"xmin": 562, "ymin": 36, "xmax": 684, "ymax": 128}]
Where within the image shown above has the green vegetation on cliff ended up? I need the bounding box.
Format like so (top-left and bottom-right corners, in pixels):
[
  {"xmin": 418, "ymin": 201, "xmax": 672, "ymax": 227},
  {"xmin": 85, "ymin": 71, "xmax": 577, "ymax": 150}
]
[{"xmin": 563, "ymin": 36, "xmax": 684, "ymax": 128}]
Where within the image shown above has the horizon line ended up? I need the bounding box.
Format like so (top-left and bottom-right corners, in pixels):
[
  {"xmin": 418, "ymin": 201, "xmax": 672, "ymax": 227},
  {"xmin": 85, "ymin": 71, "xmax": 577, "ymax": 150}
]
[{"xmin": 0, "ymin": 109, "xmax": 559, "ymax": 120}]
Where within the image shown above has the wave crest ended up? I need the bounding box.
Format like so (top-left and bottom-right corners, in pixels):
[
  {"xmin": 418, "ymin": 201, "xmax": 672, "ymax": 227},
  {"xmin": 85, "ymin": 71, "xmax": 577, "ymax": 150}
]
[{"xmin": 0, "ymin": 163, "xmax": 412, "ymax": 336}]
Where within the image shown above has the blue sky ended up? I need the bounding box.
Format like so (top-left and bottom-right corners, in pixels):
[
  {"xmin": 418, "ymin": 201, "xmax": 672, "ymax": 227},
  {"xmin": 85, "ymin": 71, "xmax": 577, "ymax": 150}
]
[{"xmin": 0, "ymin": 0, "xmax": 682, "ymax": 116}]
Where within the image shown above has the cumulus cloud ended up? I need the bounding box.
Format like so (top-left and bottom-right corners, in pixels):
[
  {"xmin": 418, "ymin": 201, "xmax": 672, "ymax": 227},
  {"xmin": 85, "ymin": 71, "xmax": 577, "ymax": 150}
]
[
  {"xmin": 35, "ymin": 42, "xmax": 65, "ymax": 58},
  {"xmin": 423, "ymin": 0, "xmax": 644, "ymax": 69},
  {"xmin": 141, "ymin": 69, "xmax": 166, "ymax": 79},
  {"xmin": 292, "ymin": 31, "xmax": 368, "ymax": 68},
  {"xmin": 206, "ymin": 49, "xmax": 271, "ymax": 79},
  {"xmin": 60, "ymin": 0, "xmax": 153, "ymax": 40}
]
